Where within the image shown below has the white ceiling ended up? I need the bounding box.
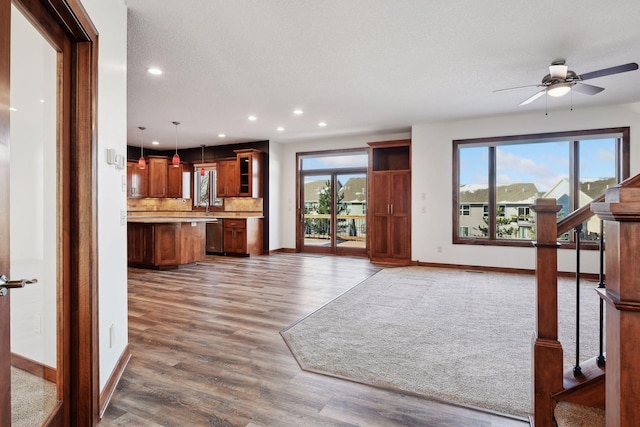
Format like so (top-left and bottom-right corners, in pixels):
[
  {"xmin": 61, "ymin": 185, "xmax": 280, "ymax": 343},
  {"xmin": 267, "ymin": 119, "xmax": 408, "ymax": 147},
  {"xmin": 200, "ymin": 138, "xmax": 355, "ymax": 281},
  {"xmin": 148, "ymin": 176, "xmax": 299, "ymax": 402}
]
[{"xmin": 125, "ymin": 0, "xmax": 640, "ymax": 150}]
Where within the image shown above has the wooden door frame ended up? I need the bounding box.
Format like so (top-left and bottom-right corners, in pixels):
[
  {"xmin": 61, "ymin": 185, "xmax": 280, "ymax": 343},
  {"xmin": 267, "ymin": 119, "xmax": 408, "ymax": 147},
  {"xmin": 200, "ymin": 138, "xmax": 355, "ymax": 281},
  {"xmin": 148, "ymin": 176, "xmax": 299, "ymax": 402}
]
[
  {"xmin": 295, "ymin": 149, "xmax": 369, "ymax": 256},
  {"xmin": 0, "ymin": 0, "xmax": 99, "ymax": 425}
]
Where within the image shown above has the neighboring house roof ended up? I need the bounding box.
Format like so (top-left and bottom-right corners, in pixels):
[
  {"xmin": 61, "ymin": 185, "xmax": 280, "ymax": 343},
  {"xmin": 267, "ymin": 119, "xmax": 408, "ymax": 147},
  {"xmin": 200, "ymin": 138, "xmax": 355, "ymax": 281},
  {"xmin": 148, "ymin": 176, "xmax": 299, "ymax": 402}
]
[
  {"xmin": 304, "ymin": 180, "xmax": 329, "ymax": 204},
  {"xmin": 305, "ymin": 177, "xmax": 367, "ymax": 204},
  {"xmin": 338, "ymin": 177, "xmax": 366, "ymax": 203},
  {"xmin": 460, "ymin": 183, "xmax": 540, "ymax": 204},
  {"xmin": 542, "ymin": 177, "xmax": 617, "ymax": 207},
  {"xmin": 580, "ymin": 177, "xmax": 617, "ymax": 199}
]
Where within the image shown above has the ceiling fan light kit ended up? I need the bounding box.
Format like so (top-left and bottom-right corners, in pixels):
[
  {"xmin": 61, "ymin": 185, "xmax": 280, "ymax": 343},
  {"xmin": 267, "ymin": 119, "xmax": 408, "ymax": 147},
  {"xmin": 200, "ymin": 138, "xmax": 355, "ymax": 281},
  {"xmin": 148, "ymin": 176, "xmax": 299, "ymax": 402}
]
[
  {"xmin": 547, "ymin": 83, "xmax": 572, "ymax": 97},
  {"xmin": 494, "ymin": 60, "xmax": 639, "ymax": 107}
]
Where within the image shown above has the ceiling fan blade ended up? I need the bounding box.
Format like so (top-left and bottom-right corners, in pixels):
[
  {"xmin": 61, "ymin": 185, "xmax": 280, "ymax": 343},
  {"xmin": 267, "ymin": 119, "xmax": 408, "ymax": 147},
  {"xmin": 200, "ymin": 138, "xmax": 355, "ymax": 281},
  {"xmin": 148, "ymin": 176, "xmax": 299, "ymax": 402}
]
[
  {"xmin": 493, "ymin": 84, "xmax": 540, "ymax": 93},
  {"xmin": 519, "ymin": 90, "xmax": 546, "ymax": 106},
  {"xmin": 573, "ymin": 82, "xmax": 605, "ymax": 95},
  {"xmin": 579, "ymin": 63, "xmax": 639, "ymax": 81}
]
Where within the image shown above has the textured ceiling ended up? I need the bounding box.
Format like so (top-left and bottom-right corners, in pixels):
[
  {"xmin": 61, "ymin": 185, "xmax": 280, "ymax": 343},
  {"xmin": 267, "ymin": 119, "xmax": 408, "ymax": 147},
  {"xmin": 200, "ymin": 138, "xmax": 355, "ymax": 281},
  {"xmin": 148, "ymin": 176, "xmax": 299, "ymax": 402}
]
[{"xmin": 125, "ymin": 0, "xmax": 640, "ymax": 149}]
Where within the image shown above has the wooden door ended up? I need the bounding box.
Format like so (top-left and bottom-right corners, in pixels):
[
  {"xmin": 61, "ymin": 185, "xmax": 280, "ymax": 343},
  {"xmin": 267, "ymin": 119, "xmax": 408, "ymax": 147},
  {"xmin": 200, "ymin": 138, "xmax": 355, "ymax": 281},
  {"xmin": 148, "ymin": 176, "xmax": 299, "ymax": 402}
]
[
  {"xmin": 370, "ymin": 172, "xmax": 391, "ymax": 258},
  {"xmin": 390, "ymin": 171, "xmax": 411, "ymax": 260},
  {"xmin": 1, "ymin": 0, "xmax": 99, "ymax": 425}
]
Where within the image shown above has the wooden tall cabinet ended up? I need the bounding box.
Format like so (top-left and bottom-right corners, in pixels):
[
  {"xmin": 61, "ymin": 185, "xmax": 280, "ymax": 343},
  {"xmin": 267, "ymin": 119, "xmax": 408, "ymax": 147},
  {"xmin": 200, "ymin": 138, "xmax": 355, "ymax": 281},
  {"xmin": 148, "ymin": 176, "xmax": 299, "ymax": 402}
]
[{"xmin": 368, "ymin": 140, "xmax": 411, "ymax": 264}]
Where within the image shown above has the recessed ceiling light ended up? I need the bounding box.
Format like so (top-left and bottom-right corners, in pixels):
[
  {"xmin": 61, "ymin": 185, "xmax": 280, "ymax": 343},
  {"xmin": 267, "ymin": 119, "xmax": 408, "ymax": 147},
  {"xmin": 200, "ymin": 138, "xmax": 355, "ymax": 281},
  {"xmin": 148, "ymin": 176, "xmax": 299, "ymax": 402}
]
[
  {"xmin": 218, "ymin": 133, "xmax": 226, "ymax": 138},
  {"xmin": 277, "ymin": 127, "xmax": 284, "ymax": 132},
  {"xmin": 9, "ymin": 107, "xmax": 16, "ymax": 112},
  {"xmin": 318, "ymin": 121, "xmax": 327, "ymax": 127},
  {"xmin": 147, "ymin": 68, "xmax": 163, "ymax": 75},
  {"xmin": 151, "ymin": 141, "xmax": 160, "ymax": 145},
  {"xmin": 248, "ymin": 115, "xmax": 257, "ymax": 121},
  {"xmin": 293, "ymin": 109, "xmax": 303, "ymax": 115},
  {"xmin": 39, "ymin": 99, "xmax": 45, "ymax": 103}
]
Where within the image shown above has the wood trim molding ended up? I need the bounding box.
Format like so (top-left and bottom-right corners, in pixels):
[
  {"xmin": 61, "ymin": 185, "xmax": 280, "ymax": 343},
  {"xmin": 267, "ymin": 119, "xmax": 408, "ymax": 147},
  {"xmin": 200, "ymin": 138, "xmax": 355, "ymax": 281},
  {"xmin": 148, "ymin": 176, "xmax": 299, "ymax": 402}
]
[
  {"xmin": 413, "ymin": 260, "xmax": 600, "ymax": 281},
  {"xmin": 269, "ymin": 248, "xmax": 296, "ymax": 254},
  {"xmin": 11, "ymin": 352, "xmax": 56, "ymax": 383},
  {"xmin": 99, "ymin": 345, "xmax": 131, "ymax": 418}
]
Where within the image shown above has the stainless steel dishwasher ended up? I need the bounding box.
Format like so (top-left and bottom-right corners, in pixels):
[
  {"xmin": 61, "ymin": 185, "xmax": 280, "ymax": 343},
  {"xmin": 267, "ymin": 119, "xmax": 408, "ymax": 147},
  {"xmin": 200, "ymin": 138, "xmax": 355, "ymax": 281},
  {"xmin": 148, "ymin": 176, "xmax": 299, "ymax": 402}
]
[{"xmin": 206, "ymin": 219, "xmax": 224, "ymax": 254}]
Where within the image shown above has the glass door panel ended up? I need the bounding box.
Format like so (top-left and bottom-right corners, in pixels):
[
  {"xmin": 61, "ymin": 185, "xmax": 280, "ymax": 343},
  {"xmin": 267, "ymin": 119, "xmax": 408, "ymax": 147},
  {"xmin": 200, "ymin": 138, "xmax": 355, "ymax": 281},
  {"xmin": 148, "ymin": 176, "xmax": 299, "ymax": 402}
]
[
  {"xmin": 336, "ymin": 173, "xmax": 367, "ymax": 250},
  {"xmin": 9, "ymin": 4, "xmax": 59, "ymax": 424},
  {"xmin": 302, "ymin": 175, "xmax": 332, "ymax": 248}
]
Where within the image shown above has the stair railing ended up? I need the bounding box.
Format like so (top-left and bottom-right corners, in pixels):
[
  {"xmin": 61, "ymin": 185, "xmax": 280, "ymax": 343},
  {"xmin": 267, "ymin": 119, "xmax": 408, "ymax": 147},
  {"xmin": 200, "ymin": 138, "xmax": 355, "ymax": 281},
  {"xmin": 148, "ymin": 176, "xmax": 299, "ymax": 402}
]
[
  {"xmin": 532, "ymin": 195, "xmax": 605, "ymax": 426},
  {"xmin": 533, "ymin": 172, "xmax": 640, "ymax": 426}
]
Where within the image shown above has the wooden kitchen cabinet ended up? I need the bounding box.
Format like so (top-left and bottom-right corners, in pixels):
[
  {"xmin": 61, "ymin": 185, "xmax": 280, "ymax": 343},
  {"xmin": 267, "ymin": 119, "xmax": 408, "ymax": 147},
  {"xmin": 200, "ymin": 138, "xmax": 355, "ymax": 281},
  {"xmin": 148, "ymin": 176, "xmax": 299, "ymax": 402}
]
[
  {"xmin": 368, "ymin": 140, "xmax": 411, "ymax": 265},
  {"xmin": 166, "ymin": 163, "xmax": 183, "ymax": 198},
  {"xmin": 148, "ymin": 156, "xmax": 169, "ymax": 197},
  {"xmin": 127, "ymin": 221, "xmax": 206, "ymax": 269},
  {"xmin": 235, "ymin": 149, "xmax": 263, "ymax": 197},
  {"xmin": 127, "ymin": 160, "xmax": 148, "ymax": 198},
  {"xmin": 223, "ymin": 218, "xmax": 263, "ymax": 256},
  {"xmin": 216, "ymin": 158, "xmax": 238, "ymax": 197}
]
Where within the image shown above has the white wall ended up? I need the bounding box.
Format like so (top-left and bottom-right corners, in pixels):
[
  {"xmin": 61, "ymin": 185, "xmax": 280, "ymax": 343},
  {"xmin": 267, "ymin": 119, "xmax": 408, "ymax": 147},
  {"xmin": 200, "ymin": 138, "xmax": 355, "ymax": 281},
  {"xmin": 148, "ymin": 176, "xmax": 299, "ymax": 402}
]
[
  {"xmin": 268, "ymin": 142, "xmax": 283, "ymax": 250},
  {"xmin": 276, "ymin": 131, "xmax": 411, "ymax": 251},
  {"xmin": 411, "ymin": 103, "xmax": 640, "ymax": 274},
  {"xmin": 273, "ymin": 103, "xmax": 640, "ymax": 274},
  {"xmin": 80, "ymin": 0, "xmax": 129, "ymax": 392}
]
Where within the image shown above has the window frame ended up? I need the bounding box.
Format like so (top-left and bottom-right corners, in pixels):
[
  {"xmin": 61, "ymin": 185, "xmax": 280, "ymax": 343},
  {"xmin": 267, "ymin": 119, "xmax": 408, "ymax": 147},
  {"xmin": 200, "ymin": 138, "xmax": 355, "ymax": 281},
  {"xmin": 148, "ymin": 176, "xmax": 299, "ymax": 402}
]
[{"xmin": 452, "ymin": 127, "xmax": 630, "ymax": 248}]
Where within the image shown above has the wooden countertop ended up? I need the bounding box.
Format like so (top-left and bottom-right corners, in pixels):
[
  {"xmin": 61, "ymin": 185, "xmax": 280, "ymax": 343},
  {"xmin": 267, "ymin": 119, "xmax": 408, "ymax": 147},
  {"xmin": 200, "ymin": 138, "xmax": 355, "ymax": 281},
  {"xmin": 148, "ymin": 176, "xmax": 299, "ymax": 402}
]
[{"xmin": 127, "ymin": 214, "xmax": 263, "ymax": 223}]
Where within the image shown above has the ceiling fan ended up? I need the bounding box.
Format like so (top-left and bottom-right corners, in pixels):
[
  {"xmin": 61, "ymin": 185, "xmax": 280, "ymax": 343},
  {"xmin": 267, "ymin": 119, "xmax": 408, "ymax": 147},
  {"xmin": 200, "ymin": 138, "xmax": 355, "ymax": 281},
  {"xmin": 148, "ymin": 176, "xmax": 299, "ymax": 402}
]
[{"xmin": 494, "ymin": 60, "xmax": 639, "ymax": 106}]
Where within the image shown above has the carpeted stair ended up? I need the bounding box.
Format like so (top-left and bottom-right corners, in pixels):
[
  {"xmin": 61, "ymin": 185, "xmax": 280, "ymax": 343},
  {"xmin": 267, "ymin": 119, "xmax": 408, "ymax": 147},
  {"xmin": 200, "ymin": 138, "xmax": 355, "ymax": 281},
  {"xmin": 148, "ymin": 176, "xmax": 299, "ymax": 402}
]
[{"xmin": 554, "ymin": 402, "xmax": 605, "ymax": 427}]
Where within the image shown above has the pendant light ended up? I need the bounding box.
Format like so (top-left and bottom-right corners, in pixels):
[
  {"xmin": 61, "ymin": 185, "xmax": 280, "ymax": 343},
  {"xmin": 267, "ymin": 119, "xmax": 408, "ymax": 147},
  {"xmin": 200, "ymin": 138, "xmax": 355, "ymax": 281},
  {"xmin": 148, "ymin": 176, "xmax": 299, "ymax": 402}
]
[
  {"xmin": 172, "ymin": 121, "xmax": 181, "ymax": 167},
  {"xmin": 137, "ymin": 126, "xmax": 146, "ymax": 169},
  {"xmin": 200, "ymin": 144, "xmax": 206, "ymax": 177}
]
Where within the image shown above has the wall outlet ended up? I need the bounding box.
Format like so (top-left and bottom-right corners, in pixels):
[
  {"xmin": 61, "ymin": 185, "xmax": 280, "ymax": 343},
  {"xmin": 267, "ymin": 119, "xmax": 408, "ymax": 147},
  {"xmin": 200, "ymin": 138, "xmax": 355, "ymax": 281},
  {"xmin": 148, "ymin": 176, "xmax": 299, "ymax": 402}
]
[
  {"xmin": 109, "ymin": 324, "xmax": 114, "ymax": 348},
  {"xmin": 34, "ymin": 314, "xmax": 42, "ymax": 334}
]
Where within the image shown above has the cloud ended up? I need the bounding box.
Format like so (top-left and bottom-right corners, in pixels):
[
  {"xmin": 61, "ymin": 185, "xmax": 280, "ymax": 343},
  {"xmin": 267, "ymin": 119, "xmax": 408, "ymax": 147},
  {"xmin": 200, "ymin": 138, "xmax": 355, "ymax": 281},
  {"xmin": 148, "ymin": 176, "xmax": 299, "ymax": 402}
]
[{"xmin": 496, "ymin": 147, "xmax": 567, "ymax": 191}]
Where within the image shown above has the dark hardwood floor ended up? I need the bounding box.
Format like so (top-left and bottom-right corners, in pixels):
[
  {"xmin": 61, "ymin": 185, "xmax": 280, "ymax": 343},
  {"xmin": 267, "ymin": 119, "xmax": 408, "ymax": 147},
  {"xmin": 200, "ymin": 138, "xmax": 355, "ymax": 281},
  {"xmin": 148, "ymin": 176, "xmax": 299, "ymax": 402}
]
[{"xmin": 99, "ymin": 253, "xmax": 530, "ymax": 427}]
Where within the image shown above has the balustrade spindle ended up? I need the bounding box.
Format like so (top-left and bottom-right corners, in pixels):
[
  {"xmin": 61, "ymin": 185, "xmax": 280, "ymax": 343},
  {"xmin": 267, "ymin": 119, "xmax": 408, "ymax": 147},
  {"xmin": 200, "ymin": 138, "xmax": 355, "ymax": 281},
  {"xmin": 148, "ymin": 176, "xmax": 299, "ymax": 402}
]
[
  {"xmin": 573, "ymin": 224, "xmax": 582, "ymax": 377},
  {"xmin": 597, "ymin": 219, "xmax": 606, "ymax": 367}
]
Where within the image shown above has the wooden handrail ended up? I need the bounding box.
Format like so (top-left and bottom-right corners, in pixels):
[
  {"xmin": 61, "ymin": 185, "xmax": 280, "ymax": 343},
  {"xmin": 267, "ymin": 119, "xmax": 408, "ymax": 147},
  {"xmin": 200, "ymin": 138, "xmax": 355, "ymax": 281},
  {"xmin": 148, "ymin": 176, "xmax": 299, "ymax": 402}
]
[
  {"xmin": 557, "ymin": 173, "xmax": 640, "ymax": 236},
  {"xmin": 557, "ymin": 194, "xmax": 605, "ymax": 236}
]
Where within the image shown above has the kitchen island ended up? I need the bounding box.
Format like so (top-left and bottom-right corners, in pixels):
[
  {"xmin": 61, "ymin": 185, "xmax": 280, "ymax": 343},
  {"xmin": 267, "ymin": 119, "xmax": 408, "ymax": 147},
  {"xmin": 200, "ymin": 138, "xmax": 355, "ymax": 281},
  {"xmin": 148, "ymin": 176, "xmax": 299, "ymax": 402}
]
[
  {"xmin": 127, "ymin": 217, "xmax": 212, "ymax": 270},
  {"xmin": 127, "ymin": 215, "xmax": 263, "ymax": 269}
]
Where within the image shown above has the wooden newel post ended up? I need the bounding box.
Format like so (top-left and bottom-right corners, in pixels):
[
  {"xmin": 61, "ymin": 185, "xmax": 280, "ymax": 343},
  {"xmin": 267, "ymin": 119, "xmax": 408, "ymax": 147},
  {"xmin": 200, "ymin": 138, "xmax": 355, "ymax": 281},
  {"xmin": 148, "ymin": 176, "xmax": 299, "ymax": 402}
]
[
  {"xmin": 531, "ymin": 198, "xmax": 563, "ymax": 426},
  {"xmin": 592, "ymin": 186, "xmax": 640, "ymax": 427}
]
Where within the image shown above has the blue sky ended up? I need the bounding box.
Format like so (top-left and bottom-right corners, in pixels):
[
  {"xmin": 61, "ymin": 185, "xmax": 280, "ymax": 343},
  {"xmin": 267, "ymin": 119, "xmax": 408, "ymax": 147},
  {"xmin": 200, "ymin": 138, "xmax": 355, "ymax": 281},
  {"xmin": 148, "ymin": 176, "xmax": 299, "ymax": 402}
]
[{"xmin": 459, "ymin": 138, "xmax": 616, "ymax": 192}]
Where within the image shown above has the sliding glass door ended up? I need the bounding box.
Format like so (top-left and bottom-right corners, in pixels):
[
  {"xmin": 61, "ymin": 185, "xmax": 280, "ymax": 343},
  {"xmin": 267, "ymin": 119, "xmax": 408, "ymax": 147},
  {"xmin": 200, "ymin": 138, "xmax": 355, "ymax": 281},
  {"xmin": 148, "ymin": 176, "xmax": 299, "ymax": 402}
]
[{"xmin": 298, "ymin": 151, "xmax": 368, "ymax": 256}]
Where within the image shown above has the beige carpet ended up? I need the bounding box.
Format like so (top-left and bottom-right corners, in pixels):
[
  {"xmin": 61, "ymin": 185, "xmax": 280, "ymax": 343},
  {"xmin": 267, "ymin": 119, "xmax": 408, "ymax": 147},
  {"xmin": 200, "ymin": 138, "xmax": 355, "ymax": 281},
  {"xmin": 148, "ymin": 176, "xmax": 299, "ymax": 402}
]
[
  {"xmin": 11, "ymin": 367, "xmax": 57, "ymax": 427},
  {"xmin": 281, "ymin": 267, "xmax": 601, "ymax": 418}
]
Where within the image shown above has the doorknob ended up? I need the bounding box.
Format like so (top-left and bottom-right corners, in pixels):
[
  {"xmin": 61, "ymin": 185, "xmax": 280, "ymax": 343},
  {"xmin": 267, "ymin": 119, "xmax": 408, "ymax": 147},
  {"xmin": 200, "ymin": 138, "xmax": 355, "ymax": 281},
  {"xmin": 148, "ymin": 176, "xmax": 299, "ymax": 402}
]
[{"xmin": 0, "ymin": 275, "xmax": 38, "ymax": 297}]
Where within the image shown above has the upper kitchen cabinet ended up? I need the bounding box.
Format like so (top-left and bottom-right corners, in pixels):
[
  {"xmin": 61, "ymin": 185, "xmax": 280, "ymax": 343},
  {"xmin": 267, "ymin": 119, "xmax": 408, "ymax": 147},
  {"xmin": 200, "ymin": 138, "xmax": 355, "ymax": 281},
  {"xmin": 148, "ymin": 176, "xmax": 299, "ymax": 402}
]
[
  {"xmin": 127, "ymin": 161, "xmax": 149, "ymax": 198},
  {"xmin": 216, "ymin": 158, "xmax": 239, "ymax": 197},
  {"xmin": 166, "ymin": 162, "xmax": 184, "ymax": 198},
  {"xmin": 130, "ymin": 155, "xmax": 186, "ymax": 199},
  {"xmin": 148, "ymin": 156, "xmax": 169, "ymax": 197},
  {"xmin": 235, "ymin": 149, "xmax": 263, "ymax": 198}
]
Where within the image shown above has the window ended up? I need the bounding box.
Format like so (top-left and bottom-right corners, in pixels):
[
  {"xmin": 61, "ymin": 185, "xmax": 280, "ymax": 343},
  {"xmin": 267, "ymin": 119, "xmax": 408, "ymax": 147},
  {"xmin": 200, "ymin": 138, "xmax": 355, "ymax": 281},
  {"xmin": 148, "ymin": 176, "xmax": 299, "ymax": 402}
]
[{"xmin": 453, "ymin": 128, "xmax": 629, "ymax": 246}]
